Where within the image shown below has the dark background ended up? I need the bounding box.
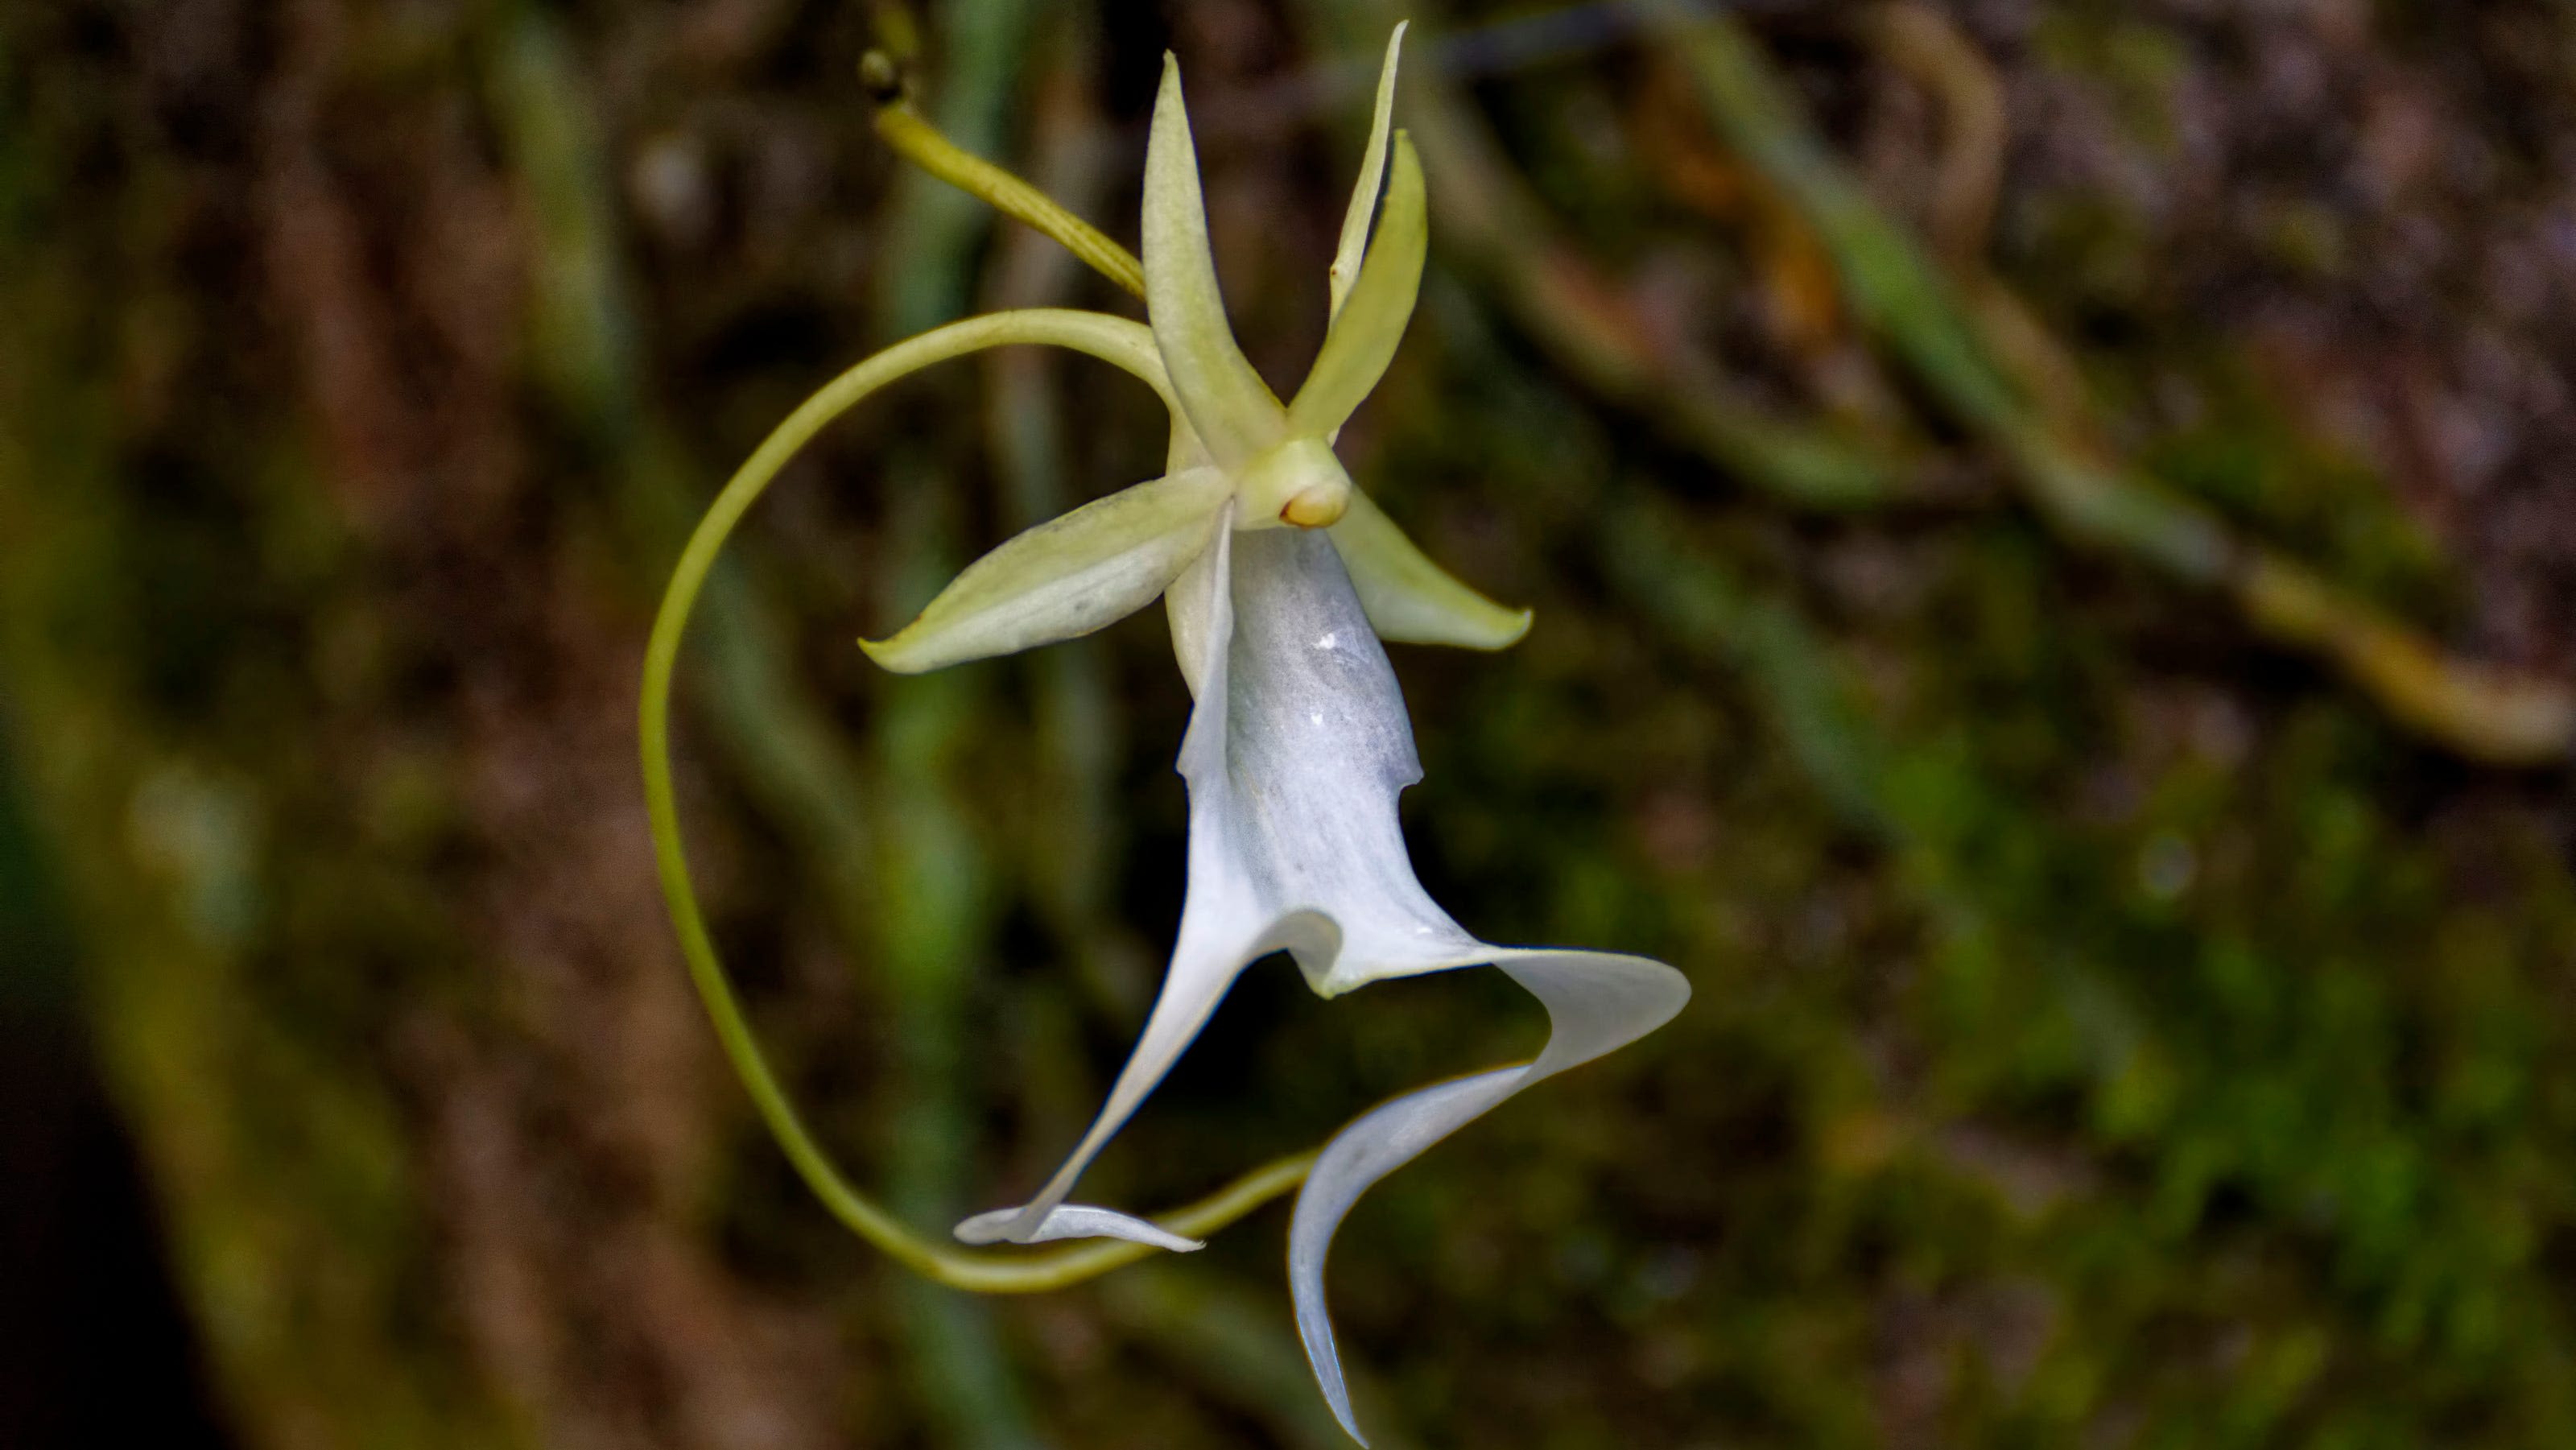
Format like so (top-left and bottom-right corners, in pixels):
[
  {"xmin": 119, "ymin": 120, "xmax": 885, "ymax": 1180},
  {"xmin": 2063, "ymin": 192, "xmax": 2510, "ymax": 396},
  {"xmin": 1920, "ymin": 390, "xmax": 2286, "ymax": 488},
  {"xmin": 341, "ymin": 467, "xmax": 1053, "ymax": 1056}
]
[{"xmin": 7, "ymin": 1, "xmax": 2576, "ymax": 1446}]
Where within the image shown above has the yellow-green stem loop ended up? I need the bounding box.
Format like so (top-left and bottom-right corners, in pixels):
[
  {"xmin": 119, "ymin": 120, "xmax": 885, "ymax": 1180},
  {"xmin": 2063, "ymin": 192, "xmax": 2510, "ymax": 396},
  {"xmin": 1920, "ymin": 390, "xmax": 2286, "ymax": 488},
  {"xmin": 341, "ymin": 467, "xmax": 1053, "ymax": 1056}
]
[{"xmin": 641, "ymin": 308, "xmax": 1309, "ymax": 1292}]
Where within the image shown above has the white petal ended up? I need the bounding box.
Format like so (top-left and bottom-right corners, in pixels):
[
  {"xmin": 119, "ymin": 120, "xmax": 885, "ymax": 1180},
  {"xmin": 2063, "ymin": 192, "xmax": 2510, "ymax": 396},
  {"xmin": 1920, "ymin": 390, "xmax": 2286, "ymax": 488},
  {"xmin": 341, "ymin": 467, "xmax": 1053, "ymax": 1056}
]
[
  {"xmin": 1206, "ymin": 527, "xmax": 1488, "ymax": 996},
  {"xmin": 949, "ymin": 885, "xmax": 1277, "ymax": 1246},
  {"xmin": 1330, "ymin": 490, "xmax": 1533, "ymax": 650},
  {"xmin": 1145, "ymin": 55, "xmax": 1289, "ymax": 465},
  {"xmin": 1288, "ymin": 948, "xmax": 1692, "ymax": 1446},
  {"xmin": 952, "ymin": 1203, "xmax": 1203, "ymax": 1253},
  {"xmin": 1327, "ymin": 23, "xmax": 1408, "ymax": 325},
  {"xmin": 1290, "ymin": 1068, "xmax": 1515, "ymax": 1446},
  {"xmin": 861, "ymin": 467, "xmax": 1228, "ymax": 673}
]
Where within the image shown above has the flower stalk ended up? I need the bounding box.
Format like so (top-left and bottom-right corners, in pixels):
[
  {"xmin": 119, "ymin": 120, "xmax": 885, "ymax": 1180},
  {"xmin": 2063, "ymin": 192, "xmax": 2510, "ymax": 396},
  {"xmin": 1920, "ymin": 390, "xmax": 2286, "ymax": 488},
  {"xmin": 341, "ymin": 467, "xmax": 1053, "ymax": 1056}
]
[{"xmin": 867, "ymin": 50, "xmax": 1149, "ymax": 302}]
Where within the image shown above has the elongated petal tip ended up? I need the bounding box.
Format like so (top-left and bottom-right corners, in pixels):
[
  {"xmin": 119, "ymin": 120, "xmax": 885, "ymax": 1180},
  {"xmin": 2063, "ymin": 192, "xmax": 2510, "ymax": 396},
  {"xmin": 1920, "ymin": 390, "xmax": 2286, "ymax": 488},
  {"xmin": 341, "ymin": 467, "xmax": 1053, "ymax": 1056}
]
[
  {"xmin": 952, "ymin": 1203, "xmax": 1205, "ymax": 1254},
  {"xmin": 1290, "ymin": 951, "xmax": 1687, "ymax": 1445},
  {"xmin": 1328, "ymin": 493, "xmax": 1534, "ymax": 650},
  {"xmin": 1327, "ymin": 22, "xmax": 1410, "ymax": 326},
  {"xmin": 855, "ymin": 634, "xmax": 928, "ymax": 673},
  {"xmin": 1291, "ymin": 130, "xmax": 1428, "ymax": 440}
]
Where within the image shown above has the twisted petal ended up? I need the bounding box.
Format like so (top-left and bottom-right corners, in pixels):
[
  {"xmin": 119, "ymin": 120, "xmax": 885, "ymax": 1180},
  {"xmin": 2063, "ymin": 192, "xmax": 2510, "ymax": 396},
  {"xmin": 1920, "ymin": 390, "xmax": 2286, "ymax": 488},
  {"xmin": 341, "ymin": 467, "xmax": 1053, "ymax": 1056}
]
[
  {"xmin": 1288, "ymin": 948, "xmax": 1690, "ymax": 1445},
  {"xmin": 862, "ymin": 466, "xmax": 1228, "ymax": 673},
  {"xmin": 952, "ymin": 1201, "xmax": 1202, "ymax": 1254},
  {"xmin": 1146, "ymin": 56, "xmax": 1289, "ymax": 465},
  {"xmin": 1290, "ymin": 133, "xmax": 1427, "ymax": 441},
  {"xmin": 1330, "ymin": 490, "xmax": 1532, "ymax": 650},
  {"xmin": 1327, "ymin": 23, "xmax": 1408, "ymax": 324}
]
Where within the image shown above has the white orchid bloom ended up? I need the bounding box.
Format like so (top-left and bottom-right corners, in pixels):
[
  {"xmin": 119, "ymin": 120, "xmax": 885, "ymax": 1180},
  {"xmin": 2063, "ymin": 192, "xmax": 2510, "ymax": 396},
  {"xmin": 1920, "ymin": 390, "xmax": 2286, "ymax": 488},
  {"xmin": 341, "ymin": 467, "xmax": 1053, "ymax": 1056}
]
[
  {"xmin": 644, "ymin": 27, "xmax": 1687, "ymax": 1445},
  {"xmin": 872, "ymin": 33, "xmax": 1686, "ymax": 1444}
]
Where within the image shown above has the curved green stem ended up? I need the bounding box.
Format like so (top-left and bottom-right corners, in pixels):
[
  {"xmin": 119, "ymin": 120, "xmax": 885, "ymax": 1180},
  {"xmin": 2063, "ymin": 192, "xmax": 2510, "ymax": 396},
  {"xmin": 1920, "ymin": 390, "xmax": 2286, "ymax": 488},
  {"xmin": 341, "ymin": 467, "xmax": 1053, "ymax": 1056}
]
[
  {"xmin": 876, "ymin": 99, "xmax": 1148, "ymax": 303},
  {"xmin": 641, "ymin": 308, "xmax": 1309, "ymax": 1293}
]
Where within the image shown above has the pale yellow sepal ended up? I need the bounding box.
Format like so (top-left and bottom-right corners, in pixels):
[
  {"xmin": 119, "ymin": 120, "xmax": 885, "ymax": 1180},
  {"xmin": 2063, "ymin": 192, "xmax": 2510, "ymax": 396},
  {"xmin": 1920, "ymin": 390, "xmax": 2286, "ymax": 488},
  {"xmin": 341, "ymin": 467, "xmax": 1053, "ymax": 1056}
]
[
  {"xmin": 1327, "ymin": 22, "xmax": 1407, "ymax": 324},
  {"xmin": 1290, "ymin": 131, "xmax": 1426, "ymax": 441},
  {"xmin": 1144, "ymin": 56, "xmax": 1289, "ymax": 467},
  {"xmin": 1328, "ymin": 490, "xmax": 1531, "ymax": 649},
  {"xmin": 863, "ymin": 466, "xmax": 1232, "ymax": 673}
]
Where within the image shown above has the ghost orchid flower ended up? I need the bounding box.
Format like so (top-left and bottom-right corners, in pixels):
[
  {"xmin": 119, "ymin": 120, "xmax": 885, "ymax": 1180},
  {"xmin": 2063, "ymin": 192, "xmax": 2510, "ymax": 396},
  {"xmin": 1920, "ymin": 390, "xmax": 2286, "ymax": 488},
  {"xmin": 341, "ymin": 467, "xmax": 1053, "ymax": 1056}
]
[
  {"xmin": 641, "ymin": 27, "xmax": 1687, "ymax": 1445},
  {"xmin": 858, "ymin": 36, "xmax": 1527, "ymax": 675}
]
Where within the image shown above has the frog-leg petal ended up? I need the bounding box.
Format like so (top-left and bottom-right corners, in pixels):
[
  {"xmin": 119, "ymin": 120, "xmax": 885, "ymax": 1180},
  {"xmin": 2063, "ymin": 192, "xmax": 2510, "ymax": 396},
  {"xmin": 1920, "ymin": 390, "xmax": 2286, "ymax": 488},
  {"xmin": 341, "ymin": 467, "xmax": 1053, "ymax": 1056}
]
[
  {"xmin": 861, "ymin": 466, "xmax": 1230, "ymax": 674},
  {"xmin": 1145, "ymin": 55, "xmax": 1289, "ymax": 465},
  {"xmin": 1290, "ymin": 132, "xmax": 1428, "ymax": 441},
  {"xmin": 1327, "ymin": 22, "xmax": 1409, "ymax": 324},
  {"xmin": 1287, "ymin": 948, "xmax": 1691, "ymax": 1445},
  {"xmin": 1196, "ymin": 524, "xmax": 1491, "ymax": 998},
  {"xmin": 1329, "ymin": 490, "xmax": 1532, "ymax": 650}
]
